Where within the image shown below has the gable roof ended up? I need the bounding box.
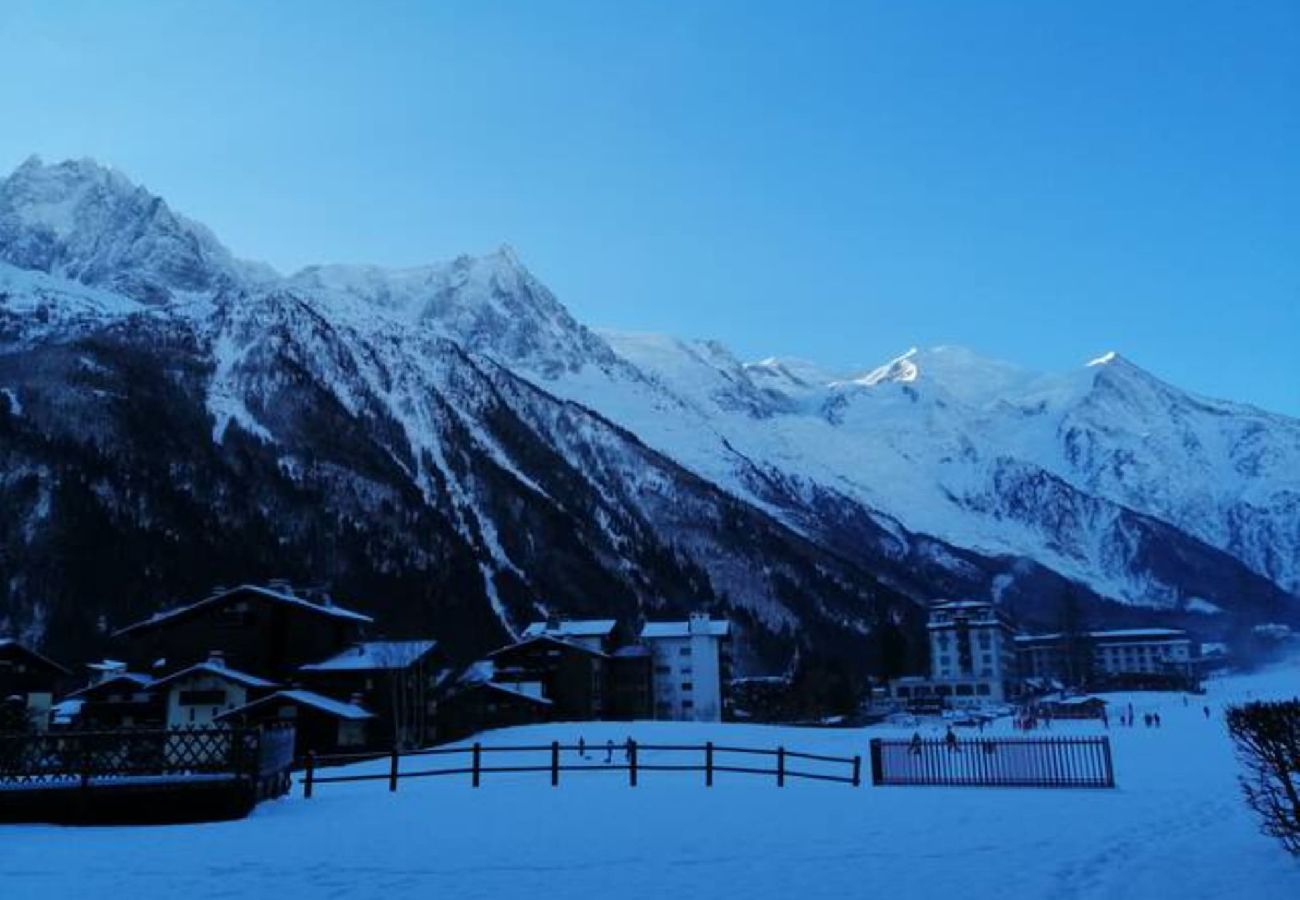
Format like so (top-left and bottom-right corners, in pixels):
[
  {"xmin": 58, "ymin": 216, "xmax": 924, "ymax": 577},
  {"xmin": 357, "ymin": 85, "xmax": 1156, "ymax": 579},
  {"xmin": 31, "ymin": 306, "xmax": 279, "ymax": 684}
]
[
  {"xmin": 300, "ymin": 640, "xmax": 437, "ymax": 672},
  {"xmin": 521, "ymin": 619, "xmax": 617, "ymax": 640},
  {"xmin": 113, "ymin": 584, "xmax": 373, "ymax": 637},
  {"xmin": 487, "ymin": 634, "xmax": 608, "ymax": 659},
  {"xmin": 0, "ymin": 638, "xmax": 72, "ymax": 675},
  {"xmin": 149, "ymin": 661, "xmax": 279, "ymax": 692},
  {"xmin": 67, "ymin": 672, "xmax": 154, "ymax": 698},
  {"xmin": 216, "ymin": 689, "xmax": 374, "ymax": 722},
  {"xmin": 475, "ymin": 681, "xmax": 553, "ymax": 706}
]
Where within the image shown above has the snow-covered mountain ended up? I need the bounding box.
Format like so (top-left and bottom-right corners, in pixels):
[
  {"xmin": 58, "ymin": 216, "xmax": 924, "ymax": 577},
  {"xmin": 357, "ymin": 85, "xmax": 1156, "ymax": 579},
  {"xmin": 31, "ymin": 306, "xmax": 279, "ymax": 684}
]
[{"xmin": 0, "ymin": 157, "xmax": 1295, "ymax": 667}]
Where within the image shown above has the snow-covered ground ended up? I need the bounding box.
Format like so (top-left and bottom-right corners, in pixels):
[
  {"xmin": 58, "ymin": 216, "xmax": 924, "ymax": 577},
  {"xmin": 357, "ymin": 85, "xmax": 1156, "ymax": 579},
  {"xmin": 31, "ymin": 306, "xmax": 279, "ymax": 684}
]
[{"xmin": 4, "ymin": 663, "xmax": 1299, "ymax": 899}]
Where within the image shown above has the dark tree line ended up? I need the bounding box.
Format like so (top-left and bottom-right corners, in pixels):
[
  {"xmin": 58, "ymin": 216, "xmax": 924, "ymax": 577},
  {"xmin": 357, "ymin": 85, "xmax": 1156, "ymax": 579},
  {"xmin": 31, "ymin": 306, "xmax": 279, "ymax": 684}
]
[{"xmin": 1226, "ymin": 700, "xmax": 1300, "ymax": 856}]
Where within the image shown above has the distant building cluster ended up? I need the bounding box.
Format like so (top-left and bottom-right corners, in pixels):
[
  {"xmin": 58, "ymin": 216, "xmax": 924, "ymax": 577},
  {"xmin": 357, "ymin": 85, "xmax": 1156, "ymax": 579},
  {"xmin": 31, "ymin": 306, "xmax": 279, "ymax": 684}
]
[
  {"xmin": 890, "ymin": 599, "xmax": 1200, "ymax": 710},
  {"xmin": 0, "ymin": 583, "xmax": 731, "ymax": 761}
]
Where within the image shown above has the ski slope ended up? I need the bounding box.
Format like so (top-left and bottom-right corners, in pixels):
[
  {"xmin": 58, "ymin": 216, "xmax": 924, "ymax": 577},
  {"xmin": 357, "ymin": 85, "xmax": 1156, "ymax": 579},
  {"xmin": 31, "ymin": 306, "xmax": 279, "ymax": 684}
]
[{"xmin": 4, "ymin": 663, "xmax": 1299, "ymax": 900}]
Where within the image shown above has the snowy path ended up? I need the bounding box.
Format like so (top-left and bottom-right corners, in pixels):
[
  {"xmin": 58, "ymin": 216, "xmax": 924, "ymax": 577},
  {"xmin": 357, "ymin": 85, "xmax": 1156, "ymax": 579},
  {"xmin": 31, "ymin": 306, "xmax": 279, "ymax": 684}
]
[{"xmin": 3, "ymin": 665, "xmax": 1298, "ymax": 900}]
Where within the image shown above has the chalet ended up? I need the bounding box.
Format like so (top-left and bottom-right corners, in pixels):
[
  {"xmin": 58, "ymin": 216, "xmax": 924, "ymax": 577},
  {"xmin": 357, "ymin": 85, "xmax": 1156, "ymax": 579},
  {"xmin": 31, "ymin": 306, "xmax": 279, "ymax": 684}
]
[
  {"xmin": 67, "ymin": 670, "xmax": 163, "ymax": 729},
  {"xmin": 521, "ymin": 618, "xmax": 618, "ymax": 654},
  {"xmin": 298, "ymin": 640, "xmax": 444, "ymax": 748},
  {"xmin": 113, "ymin": 583, "xmax": 373, "ymax": 680},
  {"xmin": 0, "ymin": 638, "xmax": 71, "ymax": 731},
  {"xmin": 149, "ymin": 655, "xmax": 279, "ymax": 729},
  {"xmin": 437, "ymin": 676, "xmax": 551, "ymax": 741},
  {"xmin": 217, "ymin": 690, "xmax": 374, "ymax": 760},
  {"xmin": 1037, "ymin": 695, "xmax": 1109, "ymax": 720},
  {"xmin": 487, "ymin": 635, "xmax": 608, "ymax": 721}
]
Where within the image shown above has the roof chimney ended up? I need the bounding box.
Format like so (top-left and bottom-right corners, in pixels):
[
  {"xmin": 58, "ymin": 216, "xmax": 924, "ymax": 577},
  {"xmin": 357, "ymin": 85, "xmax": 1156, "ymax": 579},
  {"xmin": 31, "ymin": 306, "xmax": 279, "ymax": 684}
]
[{"xmin": 207, "ymin": 650, "xmax": 226, "ymax": 667}]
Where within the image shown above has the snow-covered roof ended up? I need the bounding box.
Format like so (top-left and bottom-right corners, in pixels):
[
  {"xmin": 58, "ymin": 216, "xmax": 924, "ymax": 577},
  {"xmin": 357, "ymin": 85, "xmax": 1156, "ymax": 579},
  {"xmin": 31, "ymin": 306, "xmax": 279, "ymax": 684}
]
[
  {"xmin": 479, "ymin": 682, "xmax": 553, "ymax": 705},
  {"xmin": 114, "ymin": 584, "xmax": 372, "ymax": 637},
  {"xmin": 488, "ymin": 634, "xmax": 608, "ymax": 658},
  {"xmin": 51, "ymin": 699, "xmax": 84, "ymax": 724},
  {"xmin": 149, "ymin": 661, "xmax": 278, "ymax": 691},
  {"xmin": 300, "ymin": 640, "xmax": 437, "ymax": 672},
  {"xmin": 1016, "ymin": 628, "xmax": 1189, "ymax": 644},
  {"xmin": 458, "ymin": 660, "xmax": 495, "ymax": 686},
  {"xmin": 217, "ymin": 689, "xmax": 374, "ymax": 722},
  {"xmin": 640, "ymin": 619, "xmax": 730, "ymax": 639},
  {"xmin": 68, "ymin": 672, "xmax": 153, "ymax": 697},
  {"xmin": 522, "ymin": 619, "xmax": 617, "ymax": 639}
]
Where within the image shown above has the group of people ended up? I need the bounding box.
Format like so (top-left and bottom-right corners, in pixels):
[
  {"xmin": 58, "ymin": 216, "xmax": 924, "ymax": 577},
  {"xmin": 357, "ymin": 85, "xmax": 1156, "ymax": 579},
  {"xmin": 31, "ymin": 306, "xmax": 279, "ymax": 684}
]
[{"xmin": 575, "ymin": 736, "xmax": 633, "ymax": 764}]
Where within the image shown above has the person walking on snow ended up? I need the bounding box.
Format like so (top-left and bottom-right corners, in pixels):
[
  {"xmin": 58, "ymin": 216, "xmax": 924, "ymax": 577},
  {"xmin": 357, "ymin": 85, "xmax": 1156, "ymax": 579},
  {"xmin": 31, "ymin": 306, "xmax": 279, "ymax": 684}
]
[
  {"xmin": 604, "ymin": 739, "xmax": 614, "ymax": 764},
  {"xmin": 1203, "ymin": 705, "xmax": 1211, "ymax": 720},
  {"xmin": 578, "ymin": 736, "xmax": 586, "ymax": 759},
  {"xmin": 909, "ymin": 731, "xmax": 923, "ymax": 755},
  {"xmin": 944, "ymin": 725, "xmax": 960, "ymax": 753}
]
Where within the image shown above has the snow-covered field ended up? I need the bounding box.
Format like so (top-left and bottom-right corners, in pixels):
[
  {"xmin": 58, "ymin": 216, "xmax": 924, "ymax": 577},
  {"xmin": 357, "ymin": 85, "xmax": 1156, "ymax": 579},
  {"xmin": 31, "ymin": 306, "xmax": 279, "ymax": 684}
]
[{"xmin": 4, "ymin": 663, "xmax": 1299, "ymax": 900}]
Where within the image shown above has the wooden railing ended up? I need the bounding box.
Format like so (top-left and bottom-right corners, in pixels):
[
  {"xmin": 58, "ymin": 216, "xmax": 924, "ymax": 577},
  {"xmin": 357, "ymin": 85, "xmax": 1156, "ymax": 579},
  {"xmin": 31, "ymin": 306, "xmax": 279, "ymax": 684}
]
[
  {"xmin": 0, "ymin": 724, "xmax": 295, "ymax": 797},
  {"xmin": 303, "ymin": 739, "xmax": 862, "ymax": 797},
  {"xmin": 869, "ymin": 736, "xmax": 1115, "ymax": 788}
]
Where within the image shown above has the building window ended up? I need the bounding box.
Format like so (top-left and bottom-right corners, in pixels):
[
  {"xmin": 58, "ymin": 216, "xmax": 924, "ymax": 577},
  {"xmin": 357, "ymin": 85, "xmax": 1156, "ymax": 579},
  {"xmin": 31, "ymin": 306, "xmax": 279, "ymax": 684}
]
[
  {"xmin": 678, "ymin": 647, "xmax": 691, "ymax": 656},
  {"xmin": 654, "ymin": 665, "xmax": 670, "ymax": 674},
  {"xmin": 682, "ymin": 701, "xmax": 694, "ymax": 709},
  {"xmin": 976, "ymin": 684, "xmax": 991, "ymax": 696},
  {"xmin": 178, "ymin": 689, "xmax": 226, "ymax": 706},
  {"xmin": 955, "ymin": 684, "xmax": 973, "ymax": 696},
  {"xmin": 681, "ymin": 682, "xmax": 693, "ymax": 692}
]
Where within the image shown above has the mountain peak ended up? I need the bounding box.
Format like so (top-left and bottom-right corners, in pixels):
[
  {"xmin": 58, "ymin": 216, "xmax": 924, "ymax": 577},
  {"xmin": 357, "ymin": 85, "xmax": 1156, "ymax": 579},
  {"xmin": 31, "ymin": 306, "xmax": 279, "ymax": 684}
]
[{"xmin": 0, "ymin": 156, "xmax": 243, "ymax": 304}]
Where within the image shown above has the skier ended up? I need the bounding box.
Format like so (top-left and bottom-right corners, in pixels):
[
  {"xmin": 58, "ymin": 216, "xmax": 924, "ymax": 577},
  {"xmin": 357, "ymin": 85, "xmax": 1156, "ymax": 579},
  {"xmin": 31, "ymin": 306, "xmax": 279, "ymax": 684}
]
[
  {"xmin": 1203, "ymin": 705, "xmax": 1211, "ymax": 720},
  {"xmin": 624, "ymin": 737, "xmax": 633, "ymax": 763},
  {"xmin": 604, "ymin": 739, "xmax": 614, "ymax": 764},
  {"xmin": 578, "ymin": 736, "xmax": 586, "ymax": 759}
]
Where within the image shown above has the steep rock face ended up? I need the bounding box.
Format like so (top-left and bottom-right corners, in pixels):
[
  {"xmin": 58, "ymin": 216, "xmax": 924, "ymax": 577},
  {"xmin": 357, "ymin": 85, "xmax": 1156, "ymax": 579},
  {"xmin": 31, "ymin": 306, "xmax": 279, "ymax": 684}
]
[
  {"xmin": 0, "ymin": 158, "xmax": 1295, "ymax": 667},
  {"xmin": 0, "ymin": 157, "xmax": 267, "ymax": 304}
]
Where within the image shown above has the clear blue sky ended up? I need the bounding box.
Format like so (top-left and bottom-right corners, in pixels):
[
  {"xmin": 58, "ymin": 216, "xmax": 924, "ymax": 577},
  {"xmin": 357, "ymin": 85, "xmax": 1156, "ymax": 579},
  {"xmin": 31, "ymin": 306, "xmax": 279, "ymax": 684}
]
[{"xmin": 2, "ymin": 1, "xmax": 1297, "ymax": 414}]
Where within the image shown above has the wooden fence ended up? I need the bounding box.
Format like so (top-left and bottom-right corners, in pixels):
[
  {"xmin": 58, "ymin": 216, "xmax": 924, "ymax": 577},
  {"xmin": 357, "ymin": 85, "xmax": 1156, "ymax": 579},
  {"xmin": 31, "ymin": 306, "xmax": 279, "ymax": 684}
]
[
  {"xmin": 869, "ymin": 736, "xmax": 1115, "ymax": 788},
  {"xmin": 303, "ymin": 739, "xmax": 862, "ymax": 797},
  {"xmin": 0, "ymin": 725, "xmax": 296, "ymax": 823}
]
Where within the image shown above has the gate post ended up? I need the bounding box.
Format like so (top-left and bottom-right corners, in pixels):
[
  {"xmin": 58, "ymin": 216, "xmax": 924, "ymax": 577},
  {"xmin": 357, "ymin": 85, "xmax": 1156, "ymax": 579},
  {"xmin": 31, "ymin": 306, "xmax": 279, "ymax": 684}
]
[
  {"xmin": 628, "ymin": 739, "xmax": 638, "ymax": 787},
  {"xmin": 304, "ymin": 751, "xmax": 315, "ymax": 799},
  {"xmin": 852, "ymin": 754, "xmax": 861, "ymax": 787},
  {"xmin": 869, "ymin": 738, "xmax": 883, "ymax": 786},
  {"xmin": 705, "ymin": 741, "xmax": 714, "ymax": 787},
  {"xmin": 389, "ymin": 747, "xmax": 400, "ymax": 793},
  {"xmin": 551, "ymin": 741, "xmax": 560, "ymax": 787},
  {"xmin": 777, "ymin": 746, "xmax": 785, "ymax": 787},
  {"xmin": 472, "ymin": 742, "xmax": 482, "ymax": 788}
]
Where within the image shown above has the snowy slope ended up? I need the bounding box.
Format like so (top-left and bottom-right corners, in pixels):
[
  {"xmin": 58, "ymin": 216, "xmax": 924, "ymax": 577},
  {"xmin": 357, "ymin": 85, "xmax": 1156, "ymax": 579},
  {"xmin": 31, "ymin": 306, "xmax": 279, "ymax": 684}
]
[
  {"xmin": 596, "ymin": 336, "xmax": 1300, "ymax": 606},
  {"xmin": 5, "ymin": 662, "xmax": 1300, "ymax": 900}
]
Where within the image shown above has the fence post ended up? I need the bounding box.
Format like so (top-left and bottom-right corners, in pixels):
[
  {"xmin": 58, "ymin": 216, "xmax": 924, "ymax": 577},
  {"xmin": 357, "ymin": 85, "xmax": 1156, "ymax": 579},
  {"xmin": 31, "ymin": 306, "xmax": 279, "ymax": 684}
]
[
  {"xmin": 705, "ymin": 741, "xmax": 713, "ymax": 787},
  {"xmin": 629, "ymin": 739, "xmax": 638, "ymax": 787},
  {"xmin": 304, "ymin": 751, "xmax": 315, "ymax": 799},
  {"xmin": 551, "ymin": 740, "xmax": 560, "ymax": 787},
  {"xmin": 472, "ymin": 742, "xmax": 482, "ymax": 788},
  {"xmin": 777, "ymin": 746, "xmax": 785, "ymax": 787},
  {"xmin": 852, "ymin": 754, "xmax": 861, "ymax": 788},
  {"xmin": 389, "ymin": 746, "xmax": 400, "ymax": 793},
  {"xmin": 869, "ymin": 738, "xmax": 883, "ymax": 786},
  {"xmin": 1101, "ymin": 736, "xmax": 1115, "ymax": 788}
]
